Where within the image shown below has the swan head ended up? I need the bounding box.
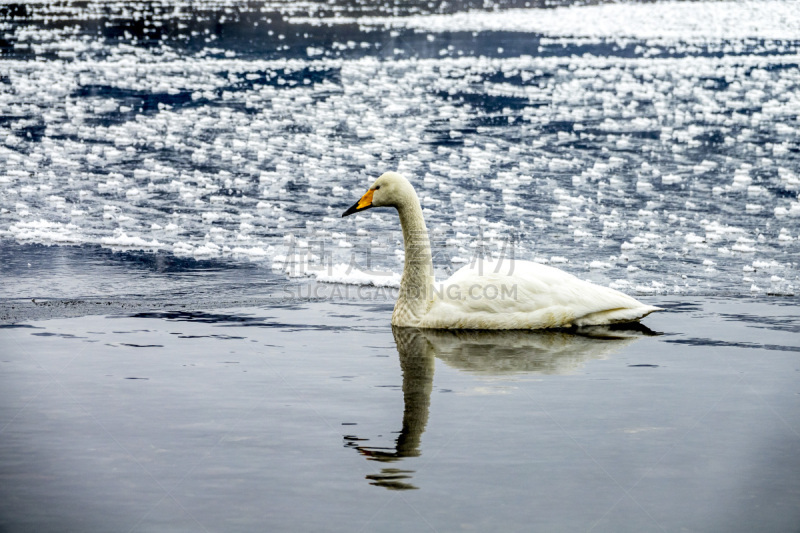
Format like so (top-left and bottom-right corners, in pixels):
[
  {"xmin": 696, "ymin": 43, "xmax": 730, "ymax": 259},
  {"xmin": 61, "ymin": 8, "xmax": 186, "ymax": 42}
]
[{"xmin": 342, "ymin": 172, "xmax": 416, "ymax": 217}]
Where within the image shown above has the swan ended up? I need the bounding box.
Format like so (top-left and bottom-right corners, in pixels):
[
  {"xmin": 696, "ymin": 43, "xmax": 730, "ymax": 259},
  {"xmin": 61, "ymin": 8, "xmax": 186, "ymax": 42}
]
[{"xmin": 342, "ymin": 172, "xmax": 660, "ymax": 329}]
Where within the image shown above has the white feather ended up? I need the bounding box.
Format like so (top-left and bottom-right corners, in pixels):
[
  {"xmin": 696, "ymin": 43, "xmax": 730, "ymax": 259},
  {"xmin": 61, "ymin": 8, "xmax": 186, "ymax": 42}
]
[{"xmin": 421, "ymin": 259, "xmax": 660, "ymax": 329}]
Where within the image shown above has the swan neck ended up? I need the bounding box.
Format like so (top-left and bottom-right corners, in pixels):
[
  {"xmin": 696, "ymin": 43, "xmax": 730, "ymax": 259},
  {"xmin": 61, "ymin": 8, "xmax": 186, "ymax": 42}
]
[{"xmin": 393, "ymin": 198, "xmax": 434, "ymax": 325}]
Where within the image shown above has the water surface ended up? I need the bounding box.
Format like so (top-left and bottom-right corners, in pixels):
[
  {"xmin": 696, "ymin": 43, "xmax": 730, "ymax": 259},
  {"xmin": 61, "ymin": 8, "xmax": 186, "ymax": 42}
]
[
  {"xmin": 1, "ymin": 298, "xmax": 799, "ymax": 531},
  {"xmin": 1, "ymin": 0, "xmax": 799, "ymax": 299},
  {"xmin": 1, "ymin": 2, "xmax": 800, "ymax": 531}
]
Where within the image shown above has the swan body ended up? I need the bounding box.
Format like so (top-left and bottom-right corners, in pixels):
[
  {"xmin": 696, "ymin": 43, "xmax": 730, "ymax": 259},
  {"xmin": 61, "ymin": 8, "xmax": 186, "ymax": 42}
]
[
  {"xmin": 342, "ymin": 172, "xmax": 660, "ymax": 330},
  {"xmin": 416, "ymin": 259, "xmax": 659, "ymax": 329}
]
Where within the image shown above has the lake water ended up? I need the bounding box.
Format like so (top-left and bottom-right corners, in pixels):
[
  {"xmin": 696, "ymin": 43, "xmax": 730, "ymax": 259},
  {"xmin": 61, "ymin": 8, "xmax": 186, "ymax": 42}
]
[
  {"xmin": 2, "ymin": 298, "xmax": 800, "ymax": 532},
  {"xmin": 1, "ymin": 0, "xmax": 799, "ymax": 531}
]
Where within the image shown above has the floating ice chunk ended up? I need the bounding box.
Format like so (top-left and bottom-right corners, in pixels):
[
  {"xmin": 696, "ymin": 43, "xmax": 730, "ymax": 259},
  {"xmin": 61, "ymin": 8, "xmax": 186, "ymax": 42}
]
[
  {"xmin": 385, "ymin": 103, "xmax": 407, "ymax": 116},
  {"xmin": 752, "ymin": 259, "xmax": 782, "ymax": 270},
  {"xmin": 773, "ymin": 202, "xmax": 800, "ymax": 218},
  {"xmin": 772, "ymin": 143, "xmax": 790, "ymax": 156},
  {"xmin": 609, "ymin": 279, "xmax": 630, "ymax": 290},
  {"xmin": 101, "ymin": 233, "xmax": 163, "ymax": 249},
  {"xmin": 731, "ymin": 242, "xmax": 756, "ymax": 253},
  {"xmin": 312, "ymin": 263, "xmax": 401, "ymax": 288},
  {"xmin": 193, "ymin": 242, "xmax": 221, "ymax": 257},
  {"xmin": 98, "ymin": 179, "xmax": 122, "ymax": 193},
  {"xmin": 778, "ymin": 168, "xmax": 799, "ymax": 190},
  {"xmin": 9, "ymin": 219, "xmax": 81, "ymax": 244},
  {"xmin": 731, "ymin": 171, "xmax": 752, "ymax": 190},
  {"xmin": 231, "ymin": 246, "xmax": 268, "ymax": 257},
  {"xmin": 114, "ymin": 135, "xmax": 134, "ymax": 147},
  {"xmin": 548, "ymin": 158, "xmax": 577, "ymax": 172},
  {"xmin": 589, "ymin": 260, "xmax": 611, "ymax": 269},
  {"xmin": 693, "ymin": 160, "xmax": 717, "ymax": 174},
  {"xmin": 172, "ymin": 242, "xmax": 194, "ymax": 256}
]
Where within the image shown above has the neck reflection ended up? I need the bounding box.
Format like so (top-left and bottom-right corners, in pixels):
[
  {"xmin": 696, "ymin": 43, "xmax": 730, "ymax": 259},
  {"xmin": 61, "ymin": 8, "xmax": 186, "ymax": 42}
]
[
  {"xmin": 345, "ymin": 327, "xmax": 435, "ymax": 490},
  {"xmin": 347, "ymin": 324, "xmax": 657, "ymax": 490}
]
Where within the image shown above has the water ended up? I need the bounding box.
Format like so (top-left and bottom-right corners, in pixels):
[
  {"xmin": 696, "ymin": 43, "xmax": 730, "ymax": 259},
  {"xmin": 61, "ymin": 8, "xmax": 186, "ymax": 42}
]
[
  {"xmin": 2, "ymin": 298, "xmax": 800, "ymax": 531},
  {"xmin": 1, "ymin": 0, "xmax": 799, "ymax": 304},
  {"xmin": 1, "ymin": 1, "xmax": 800, "ymax": 531}
]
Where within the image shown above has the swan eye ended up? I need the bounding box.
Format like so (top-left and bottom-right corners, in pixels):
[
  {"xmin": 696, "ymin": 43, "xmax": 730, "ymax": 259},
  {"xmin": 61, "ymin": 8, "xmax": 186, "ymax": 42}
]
[{"xmin": 374, "ymin": 186, "xmax": 381, "ymax": 190}]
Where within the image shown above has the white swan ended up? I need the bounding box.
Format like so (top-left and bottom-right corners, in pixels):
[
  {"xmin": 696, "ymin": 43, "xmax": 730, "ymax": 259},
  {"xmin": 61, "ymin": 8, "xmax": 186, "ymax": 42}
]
[{"xmin": 342, "ymin": 172, "xmax": 660, "ymax": 329}]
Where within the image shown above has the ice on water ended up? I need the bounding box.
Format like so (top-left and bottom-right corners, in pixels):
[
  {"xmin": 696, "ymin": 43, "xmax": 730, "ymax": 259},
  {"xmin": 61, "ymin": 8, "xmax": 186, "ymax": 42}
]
[{"xmin": 0, "ymin": 0, "xmax": 798, "ymax": 296}]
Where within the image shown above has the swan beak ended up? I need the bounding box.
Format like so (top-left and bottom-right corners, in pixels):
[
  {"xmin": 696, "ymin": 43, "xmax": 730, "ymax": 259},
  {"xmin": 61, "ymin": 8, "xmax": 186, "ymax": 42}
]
[{"xmin": 342, "ymin": 188, "xmax": 374, "ymax": 217}]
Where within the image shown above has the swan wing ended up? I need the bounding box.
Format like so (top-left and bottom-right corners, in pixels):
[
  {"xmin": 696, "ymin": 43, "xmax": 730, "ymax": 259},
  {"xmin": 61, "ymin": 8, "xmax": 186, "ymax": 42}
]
[{"xmin": 420, "ymin": 260, "xmax": 659, "ymax": 329}]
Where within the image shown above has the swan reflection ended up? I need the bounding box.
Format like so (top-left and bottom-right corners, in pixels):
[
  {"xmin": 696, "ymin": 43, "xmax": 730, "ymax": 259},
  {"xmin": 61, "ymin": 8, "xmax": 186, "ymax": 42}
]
[
  {"xmin": 420, "ymin": 324, "xmax": 654, "ymax": 375},
  {"xmin": 346, "ymin": 325, "xmax": 656, "ymax": 490}
]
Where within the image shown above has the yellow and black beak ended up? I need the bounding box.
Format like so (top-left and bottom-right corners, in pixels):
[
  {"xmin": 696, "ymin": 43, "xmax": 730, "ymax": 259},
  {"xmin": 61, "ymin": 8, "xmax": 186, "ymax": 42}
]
[{"xmin": 342, "ymin": 188, "xmax": 375, "ymax": 217}]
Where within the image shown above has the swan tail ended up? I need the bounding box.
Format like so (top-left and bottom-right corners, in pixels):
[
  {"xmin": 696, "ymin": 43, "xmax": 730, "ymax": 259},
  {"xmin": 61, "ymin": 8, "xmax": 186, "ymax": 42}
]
[{"xmin": 573, "ymin": 305, "xmax": 662, "ymax": 327}]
